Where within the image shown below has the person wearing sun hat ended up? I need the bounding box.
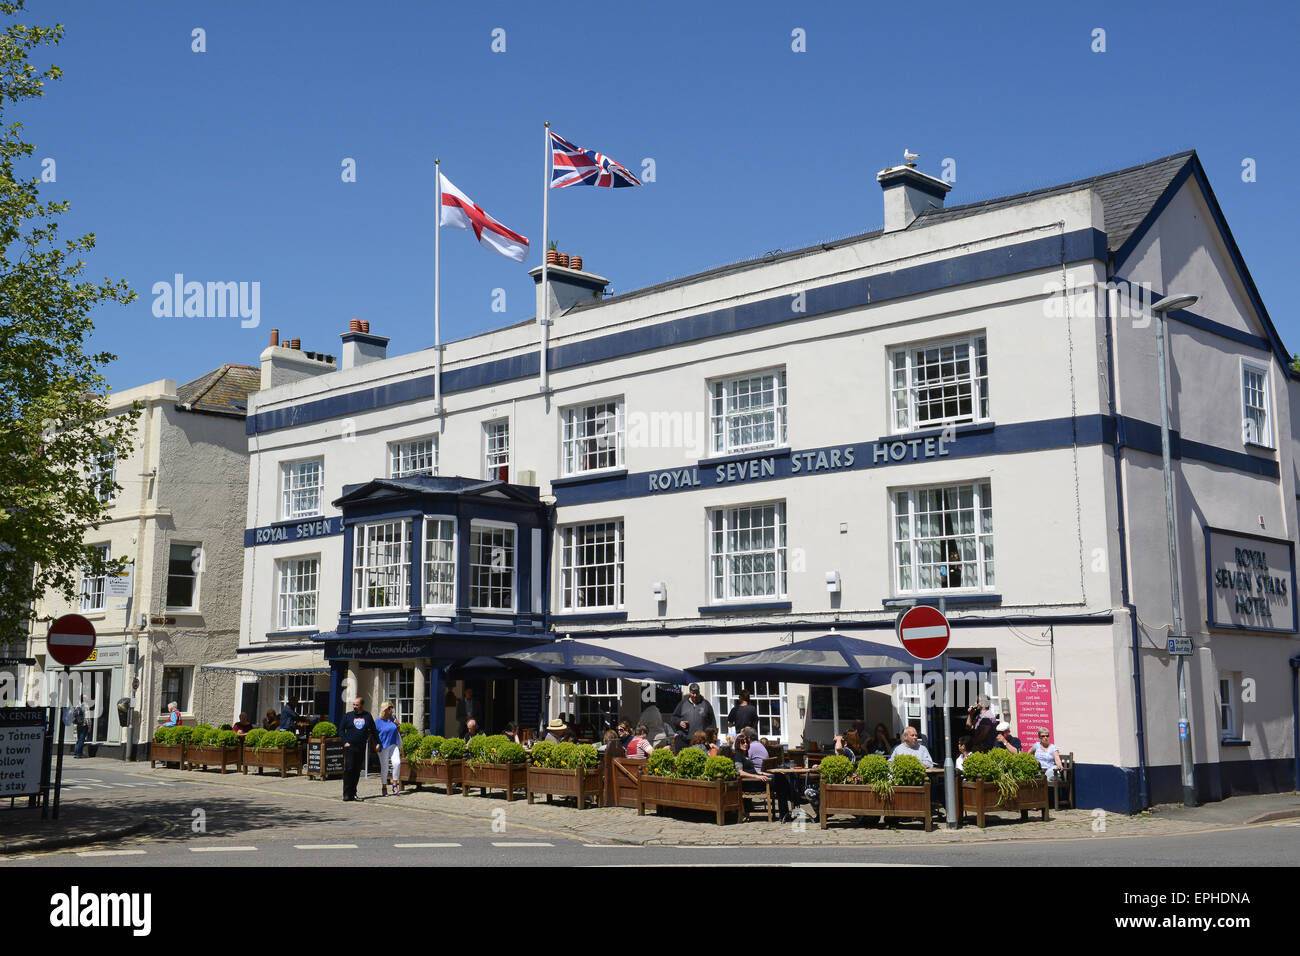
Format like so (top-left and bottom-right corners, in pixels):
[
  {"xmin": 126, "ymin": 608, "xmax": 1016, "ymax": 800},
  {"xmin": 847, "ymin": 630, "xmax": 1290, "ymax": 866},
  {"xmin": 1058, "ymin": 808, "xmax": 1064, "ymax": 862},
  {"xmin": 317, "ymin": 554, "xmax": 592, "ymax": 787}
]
[
  {"xmin": 995, "ymin": 721, "xmax": 1022, "ymax": 753},
  {"xmin": 544, "ymin": 716, "xmax": 569, "ymax": 744}
]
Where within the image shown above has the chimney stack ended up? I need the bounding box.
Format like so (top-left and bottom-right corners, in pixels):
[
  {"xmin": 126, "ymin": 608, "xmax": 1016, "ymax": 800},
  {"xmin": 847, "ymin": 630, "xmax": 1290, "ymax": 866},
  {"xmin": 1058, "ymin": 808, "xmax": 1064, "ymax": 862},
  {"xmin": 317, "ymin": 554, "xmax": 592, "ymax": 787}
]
[
  {"xmin": 528, "ymin": 256, "xmax": 610, "ymax": 320},
  {"xmin": 877, "ymin": 162, "xmax": 951, "ymax": 232},
  {"xmin": 340, "ymin": 320, "xmax": 388, "ymax": 370},
  {"xmin": 269, "ymin": 329, "xmax": 279, "ymax": 347}
]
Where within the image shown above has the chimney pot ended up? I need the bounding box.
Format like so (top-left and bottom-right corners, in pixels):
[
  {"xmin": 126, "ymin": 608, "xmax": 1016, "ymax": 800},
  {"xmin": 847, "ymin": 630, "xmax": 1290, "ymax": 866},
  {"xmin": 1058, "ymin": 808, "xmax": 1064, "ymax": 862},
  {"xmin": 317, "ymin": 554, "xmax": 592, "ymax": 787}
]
[
  {"xmin": 270, "ymin": 329, "xmax": 280, "ymax": 347},
  {"xmin": 290, "ymin": 338, "xmax": 301, "ymax": 350},
  {"xmin": 349, "ymin": 319, "xmax": 361, "ymax": 333},
  {"xmin": 359, "ymin": 321, "xmax": 370, "ymax": 333}
]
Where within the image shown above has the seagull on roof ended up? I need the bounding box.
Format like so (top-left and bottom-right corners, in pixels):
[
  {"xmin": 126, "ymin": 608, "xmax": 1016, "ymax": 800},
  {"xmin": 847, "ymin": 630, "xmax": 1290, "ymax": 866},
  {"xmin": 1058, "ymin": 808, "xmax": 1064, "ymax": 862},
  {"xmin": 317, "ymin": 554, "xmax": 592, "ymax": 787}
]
[{"xmin": 904, "ymin": 149, "xmax": 920, "ymax": 165}]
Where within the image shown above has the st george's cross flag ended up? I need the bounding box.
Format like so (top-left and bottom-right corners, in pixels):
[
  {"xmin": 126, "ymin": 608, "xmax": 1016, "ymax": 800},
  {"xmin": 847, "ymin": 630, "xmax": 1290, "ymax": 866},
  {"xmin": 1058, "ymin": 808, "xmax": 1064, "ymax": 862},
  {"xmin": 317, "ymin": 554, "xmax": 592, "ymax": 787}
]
[
  {"xmin": 439, "ymin": 173, "xmax": 530, "ymax": 262},
  {"xmin": 549, "ymin": 130, "xmax": 642, "ymax": 188}
]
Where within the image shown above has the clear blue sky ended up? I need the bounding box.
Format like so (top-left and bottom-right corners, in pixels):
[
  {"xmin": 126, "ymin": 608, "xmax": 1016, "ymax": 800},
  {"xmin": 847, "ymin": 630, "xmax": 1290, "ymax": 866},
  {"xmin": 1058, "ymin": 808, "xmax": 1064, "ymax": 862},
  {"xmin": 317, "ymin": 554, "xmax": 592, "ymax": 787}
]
[{"xmin": 14, "ymin": 0, "xmax": 1300, "ymax": 389}]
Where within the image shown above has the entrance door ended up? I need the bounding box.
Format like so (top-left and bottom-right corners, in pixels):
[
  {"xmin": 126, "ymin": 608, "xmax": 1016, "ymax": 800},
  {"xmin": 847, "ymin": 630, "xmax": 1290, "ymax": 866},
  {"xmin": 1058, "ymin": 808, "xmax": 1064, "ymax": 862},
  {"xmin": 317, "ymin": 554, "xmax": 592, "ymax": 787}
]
[{"xmin": 85, "ymin": 670, "xmax": 111, "ymax": 744}]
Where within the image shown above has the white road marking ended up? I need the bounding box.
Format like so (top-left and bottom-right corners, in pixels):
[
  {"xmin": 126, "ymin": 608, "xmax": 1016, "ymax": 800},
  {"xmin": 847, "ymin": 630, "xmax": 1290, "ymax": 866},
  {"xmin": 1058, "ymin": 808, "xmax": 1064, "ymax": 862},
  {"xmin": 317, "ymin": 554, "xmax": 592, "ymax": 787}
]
[
  {"xmin": 1271, "ymin": 822, "xmax": 1300, "ymax": 827},
  {"xmin": 190, "ymin": 846, "xmax": 258, "ymax": 853},
  {"xmin": 393, "ymin": 842, "xmax": 462, "ymax": 848},
  {"xmin": 789, "ymin": 861, "xmax": 932, "ymax": 867},
  {"xmin": 582, "ymin": 844, "xmax": 640, "ymax": 848},
  {"xmin": 77, "ymin": 849, "xmax": 147, "ymax": 857},
  {"xmin": 293, "ymin": 844, "xmax": 358, "ymax": 850},
  {"xmin": 491, "ymin": 841, "xmax": 553, "ymax": 847}
]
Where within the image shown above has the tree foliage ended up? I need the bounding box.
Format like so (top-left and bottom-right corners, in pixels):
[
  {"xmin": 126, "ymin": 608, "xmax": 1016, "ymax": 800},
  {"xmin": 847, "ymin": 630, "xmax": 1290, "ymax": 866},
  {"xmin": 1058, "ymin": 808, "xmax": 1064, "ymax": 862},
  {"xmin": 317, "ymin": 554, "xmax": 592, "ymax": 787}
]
[{"xmin": 0, "ymin": 0, "xmax": 138, "ymax": 647}]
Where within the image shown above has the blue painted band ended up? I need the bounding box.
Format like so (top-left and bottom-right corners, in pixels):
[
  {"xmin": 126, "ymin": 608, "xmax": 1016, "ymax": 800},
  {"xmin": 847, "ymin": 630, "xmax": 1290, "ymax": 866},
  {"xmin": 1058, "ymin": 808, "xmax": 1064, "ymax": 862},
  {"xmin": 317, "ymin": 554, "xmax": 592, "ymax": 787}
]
[
  {"xmin": 243, "ymin": 516, "xmax": 343, "ymax": 547},
  {"xmin": 698, "ymin": 446, "xmax": 793, "ymax": 469},
  {"xmin": 248, "ymin": 228, "xmax": 1107, "ymax": 436},
  {"xmin": 551, "ymin": 611, "xmax": 629, "ymax": 623},
  {"xmin": 697, "ymin": 601, "xmax": 793, "ymax": 614}
]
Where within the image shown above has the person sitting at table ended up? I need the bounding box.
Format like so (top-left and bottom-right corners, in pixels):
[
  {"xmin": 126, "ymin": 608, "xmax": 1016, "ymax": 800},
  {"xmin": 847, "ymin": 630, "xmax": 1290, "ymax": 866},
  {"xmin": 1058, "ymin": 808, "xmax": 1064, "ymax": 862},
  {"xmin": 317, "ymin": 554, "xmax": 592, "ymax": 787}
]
[
  {"xmin": 616, "ymin": 721, "xmax": 634, "ymax": 753},
  {"xmin": 689, "ymin": 731, "xmax": 709, "ymax": 753},
  {"xmin": 625, "ymin": 724, "xmax": 654, "ymax": 759},
  {"xmin": 743, "ymin": 728, "xmax": 770, "ymax": 767},
  {"xmin": 955, "ymin": 735, "xmax": 972, "ymax": 771},
  {"xmin": 262, "ymin": 709, "xmax": 279, "ymax": 731},
  {"xmin": 233, "ymin": 712, "xmax": 253, "ymax": 738},
  {"xmin": 501, "ymin": 721, "xmax": 521, "ymax": 744},
  {"xmin": 995, "ymin": 721, "xmax": 1022, "ymax": 753},
  {"xmin": 601, "ymin": 729, "xmax": 620, "ymax": 752},
  {"xmin": 890, "ymin": 725, "xmax": 935, "ymax": 768},
  {"xmin": 543, "ymin": 716, "xmax": 568, "ymax": 744},
  {"xmin": 705, "ymin": 726, "xmax": 720, "ymax": 757},
  {"xmin": 1032, "ymin": 729, "xmax": 1064, "ymax": 781},
  {"xmin": 734, "ymin": 733, "xmax": 793, "ymax": 821},
  {"xmin": 869, "ymin": 723, "xmax": 894, "ymax": 755},
  {"xmin": 463, "ymin": 718, "xmax": 480, "ymax": 742},
  {"xmin": 279, "ymin": 697, "xmax": 300, "ymax": 737}
]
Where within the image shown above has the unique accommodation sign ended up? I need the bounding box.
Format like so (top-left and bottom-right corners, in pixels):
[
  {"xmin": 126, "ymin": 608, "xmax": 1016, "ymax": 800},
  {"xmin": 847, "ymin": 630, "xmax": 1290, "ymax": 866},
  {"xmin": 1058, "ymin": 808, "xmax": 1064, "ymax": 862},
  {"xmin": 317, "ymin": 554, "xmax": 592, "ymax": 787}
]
[{"xmin": 1205, "ymin": 527, "xmax": 1297, "ymax": 633}]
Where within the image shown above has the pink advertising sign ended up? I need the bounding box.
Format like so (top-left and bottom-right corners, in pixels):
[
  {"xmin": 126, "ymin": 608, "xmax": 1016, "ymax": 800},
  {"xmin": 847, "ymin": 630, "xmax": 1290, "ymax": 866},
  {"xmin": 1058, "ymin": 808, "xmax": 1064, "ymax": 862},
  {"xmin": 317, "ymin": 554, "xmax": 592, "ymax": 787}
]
[{"xmin": 1013, "ymin": 678, "xmax": 1054, "ymax": 751}]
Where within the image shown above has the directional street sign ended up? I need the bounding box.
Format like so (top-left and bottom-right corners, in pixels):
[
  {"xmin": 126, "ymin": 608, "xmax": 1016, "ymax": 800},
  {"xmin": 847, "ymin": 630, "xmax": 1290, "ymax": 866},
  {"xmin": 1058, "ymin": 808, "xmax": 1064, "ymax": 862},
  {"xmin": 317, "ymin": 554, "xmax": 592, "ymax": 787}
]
[
  {"xmin": 1167, "ymin": 637, "xmax": 1194, "ymax": 656},
  {"xmin": 47, "ymin": 614, "xmax": 97, "ymax": 668},
  {"xmin": 896, "ymin": 605, "xmax": 951, "ymax": 660}
]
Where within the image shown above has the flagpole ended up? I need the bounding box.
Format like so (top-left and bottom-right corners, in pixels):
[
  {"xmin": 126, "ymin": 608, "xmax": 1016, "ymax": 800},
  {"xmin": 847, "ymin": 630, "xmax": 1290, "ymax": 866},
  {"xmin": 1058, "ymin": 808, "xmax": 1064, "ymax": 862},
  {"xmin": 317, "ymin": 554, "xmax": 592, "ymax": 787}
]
[
  {"xmin": 434, "ymin": 158, "xmax": 443, "ymax": 417},
  {"xmin": 539, "ymin": 121, "xmax": 552, "ymax": 395}
]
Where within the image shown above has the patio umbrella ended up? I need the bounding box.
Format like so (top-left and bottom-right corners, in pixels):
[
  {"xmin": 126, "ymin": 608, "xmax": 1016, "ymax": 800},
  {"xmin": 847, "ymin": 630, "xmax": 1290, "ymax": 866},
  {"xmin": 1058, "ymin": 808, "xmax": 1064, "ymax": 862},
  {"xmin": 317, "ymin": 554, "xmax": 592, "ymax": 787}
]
[
  {"xmin": 498, "ymin": 638, "xmax": 694, "ymax": 685},
  {"xmin": 685, "ymin": 632, "xmax": 989, "ymax": 689}
]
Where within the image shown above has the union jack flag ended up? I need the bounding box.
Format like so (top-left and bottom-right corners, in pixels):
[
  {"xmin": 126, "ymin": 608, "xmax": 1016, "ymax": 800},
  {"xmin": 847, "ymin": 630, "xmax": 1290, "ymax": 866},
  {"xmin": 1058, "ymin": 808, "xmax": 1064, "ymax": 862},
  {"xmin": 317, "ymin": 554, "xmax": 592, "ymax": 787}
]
[{"xmin": 549, "ymin": 130, "xmax": 642, "ymax": 189}]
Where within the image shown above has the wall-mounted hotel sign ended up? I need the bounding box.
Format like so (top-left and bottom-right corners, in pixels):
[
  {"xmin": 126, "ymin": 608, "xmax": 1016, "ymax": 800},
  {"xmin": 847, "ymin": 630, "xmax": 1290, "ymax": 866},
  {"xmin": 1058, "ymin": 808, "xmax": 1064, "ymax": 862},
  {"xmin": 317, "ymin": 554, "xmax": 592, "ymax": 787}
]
[{"xmin": 1204, "ymin": 527, "xmax": 1297, "ymax": 634}]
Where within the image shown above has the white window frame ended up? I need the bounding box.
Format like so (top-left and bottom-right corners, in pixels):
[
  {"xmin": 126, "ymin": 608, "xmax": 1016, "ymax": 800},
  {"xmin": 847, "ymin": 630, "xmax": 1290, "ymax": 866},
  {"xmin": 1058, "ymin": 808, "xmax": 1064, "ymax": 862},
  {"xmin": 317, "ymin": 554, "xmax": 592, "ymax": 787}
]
[
  {"xmin": 1240, "ymin": 359, "xmax": 1273, "ymax": 449},
  {"xmin": 423, "ymin": 516, "xmax": 457, "ymax": 610},
  {"xmin": 1218, "ymin": 672, "xmax": 1239, "ymax": 739},
  {"xmin": 383, "ymin": 668, "xmax": 416, "ymax": 726},
  {"xmin": 389, "ymin": 437, "xmax": 438, "ymax": 478},
  {"xmin": 352, "ymin": 519, "xmax": 412, "ymax": 612},
  {"xmin": 708, "ymin": 501, "xmax": 787, "ymax": 603},
  {"xmin": 561, "ymin": 399, "xmax": 625, "ymax": 476},
  {"xmin": 890, "ymin": 333, "xmax": 990, "ymax": 433},
  {"xmin": 559, "ymin": 520, "xmax": 625, "ymax": 611},
  {"xmin": 468, "ymin": 519, "xmax": 516, "ymax": 613},
  {"xmin": 892, "ymin": 481, "xmax": 995, "ymax": 594},
  {"xmin": 573, "ymin": 678, "xmax": 621, "ymax": 736},
  {"xmin": 279, "ymin": 674, "xmax": 316, "ymax": 712},
  {"xmin": 79, "ymin": 543, "xmax": 110, "ymax": 613},
  {"xmin": 277, "ymin": 556, "xmax": 320, "ymax": 630},
  {"xmin": 88, "ymin": 447, "xmax": 116, "ymax": 504},
  {"xmin": 484, "ymin": 419, "xmax": 510, "ymax": 481},
  {"xmin": 709, "ymin": 368, "xmax": 788, "ymax": 455},
  {"xmin": 281, "ymin": 458, "xmax": 324, "ymax": 519},
  {"xmin": 165, "ymin": 541, "xmax": 202, "ymax": 612},
  {"xmin": 710, "ymin": 678, "xmax": 788, "ymax": 744}
]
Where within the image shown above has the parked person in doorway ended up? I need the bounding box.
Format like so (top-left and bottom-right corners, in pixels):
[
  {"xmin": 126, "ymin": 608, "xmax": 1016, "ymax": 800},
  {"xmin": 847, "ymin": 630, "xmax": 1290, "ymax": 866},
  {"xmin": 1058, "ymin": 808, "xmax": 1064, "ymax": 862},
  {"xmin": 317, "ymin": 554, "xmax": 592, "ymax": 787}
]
[
  {"xmin": 1032, "ymin": 730, "xmax": 1064, "ymax": 781},
  {"xmin": 996, "ymin": 721, "xmax": 1022, "ymax": 753},
  {"xmin": 456, "ymin": 687, "xmax": 482, "ymax": 738},
  {"xmin": 670, "ymin": 683, "xmax": 716, "ymax": 752},
  {"xmin": 375, "ymin": 701, "xmax": 403, "ymax": 796},
  {"xmin": 233, "ymin": 712, "xmax": 253, "ymax": 738},
  {"xmin": 262, "ymin": 709, "xmax": 279, "ymax": 731},
  {"xmin": 339, "ymin": 696, "xmax": 380, "ymax": 802},
  {"xmin": 726, "ymin": 690, "xmax": 758, "ymax": 734},
  {"xmin": 72, "ymin": 695, "xmax": 91, "ymax": 758},
  {"xmin": 890, "ymin": 725, "xmax": 935, "ymax": 768},
  {"xmin": 279, "ymin": 697, "xmax": 300, "ymax": 737},
  {"xmin": 625, "ymin": 724, "xmax": 653, "ymax": 759},
  {"xmin": 164, "ymin": 701, "xmax": 181, "ymax": 727}
]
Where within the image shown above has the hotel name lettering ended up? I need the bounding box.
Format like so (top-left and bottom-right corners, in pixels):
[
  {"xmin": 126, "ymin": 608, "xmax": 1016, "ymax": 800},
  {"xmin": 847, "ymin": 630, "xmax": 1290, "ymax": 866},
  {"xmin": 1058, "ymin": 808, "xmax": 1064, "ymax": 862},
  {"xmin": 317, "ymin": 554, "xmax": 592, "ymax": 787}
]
[
  {"xmin": 1213, "ymin": 547, "xmax": 1288, "ymax": 618},
  {"xmin": 648, "ymin": 439, "xmax": 949, "ymax": 493},
  {"xmin": 252, "ymin": 517, "xmax": 340, "ymax": 544}
]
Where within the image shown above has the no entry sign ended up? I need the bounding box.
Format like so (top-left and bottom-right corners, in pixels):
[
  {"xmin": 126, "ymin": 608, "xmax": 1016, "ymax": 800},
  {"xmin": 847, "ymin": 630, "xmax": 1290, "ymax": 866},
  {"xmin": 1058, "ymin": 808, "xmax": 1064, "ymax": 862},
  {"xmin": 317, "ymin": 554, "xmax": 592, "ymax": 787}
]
[
  {"xmin": 896, "ymin": 605, "xmax": 950, "ymax": 660},
  {"xmin": 47, "ymin": 614, "xmax": 97, "ymax": 667}
]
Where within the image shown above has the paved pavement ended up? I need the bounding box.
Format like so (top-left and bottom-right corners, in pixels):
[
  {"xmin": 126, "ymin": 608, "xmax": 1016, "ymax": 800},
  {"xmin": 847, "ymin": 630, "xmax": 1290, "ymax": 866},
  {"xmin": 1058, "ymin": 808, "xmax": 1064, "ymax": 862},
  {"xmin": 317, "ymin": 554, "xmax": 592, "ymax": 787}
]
[{"xmin": 3, "ymin": 757, "xmax": 1298, "ymax": 863}]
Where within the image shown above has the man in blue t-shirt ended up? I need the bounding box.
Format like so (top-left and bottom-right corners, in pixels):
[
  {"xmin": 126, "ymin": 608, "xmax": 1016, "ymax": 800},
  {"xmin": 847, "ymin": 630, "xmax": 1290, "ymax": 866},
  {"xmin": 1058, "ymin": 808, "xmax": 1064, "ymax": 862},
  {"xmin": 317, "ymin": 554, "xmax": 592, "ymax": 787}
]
[{"xmin": 339, "ymin": 697, "xmax": 379, "ymax": 802}]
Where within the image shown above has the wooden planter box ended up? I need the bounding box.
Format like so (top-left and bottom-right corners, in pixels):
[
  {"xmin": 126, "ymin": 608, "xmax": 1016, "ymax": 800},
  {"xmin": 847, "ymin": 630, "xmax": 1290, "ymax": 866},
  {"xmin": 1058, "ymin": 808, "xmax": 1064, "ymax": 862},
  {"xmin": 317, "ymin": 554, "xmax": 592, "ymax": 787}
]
[
  {"xmin": 961, "ymin": 777, "xmax": 1052, "ymax": 828},
  {"xmin": 605, "ymin": 756, "xmax": 644, "ymax": 809},
  {"xmin": 242, "ymin": 746, "xmax": 302, "ymax": 777},
  {"xmin": 637, "ymin": 776, "xmax": 745, "ymax": 825},
  {"xmin": 187, "ymin": 744, "xmax": 241, "ymax": 774},
  {"xmin": 414, "ymin": 759, "xmax": 463, "ymax": 794},
  {"xmin": 399, "ymin": 760, "xmax": 417, "ymax": 784},
  {"xmin": 526, "ymin": 765, "xmax": 603, "ymax": 809},
  {"xmin": 463, "ymin": 761, "xmax": 528, "ymax": 800},
  {"xmin": 149, "ymin": 741, "xmax": 186, "ymax": 769},
  {"xmin": 819, "ymin": 784, "xmax": 933, "ymax": 831}
]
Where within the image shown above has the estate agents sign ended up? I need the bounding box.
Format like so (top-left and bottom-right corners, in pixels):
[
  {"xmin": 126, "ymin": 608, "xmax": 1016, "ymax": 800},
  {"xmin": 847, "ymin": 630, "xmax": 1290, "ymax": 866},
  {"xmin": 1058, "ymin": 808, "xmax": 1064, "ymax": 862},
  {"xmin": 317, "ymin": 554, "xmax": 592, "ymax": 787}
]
[{"xmin": 1204, "ymin": 527, "xmax": 1297, "ymax": 633}]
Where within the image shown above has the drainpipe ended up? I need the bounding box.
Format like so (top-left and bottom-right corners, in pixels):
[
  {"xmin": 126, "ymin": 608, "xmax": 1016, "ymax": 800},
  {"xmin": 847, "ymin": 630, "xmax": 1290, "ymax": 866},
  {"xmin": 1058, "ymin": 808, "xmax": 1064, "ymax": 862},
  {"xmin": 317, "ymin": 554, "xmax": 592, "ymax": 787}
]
[
  {"xmin": 1104, "ymin": 281, "xmax": 1150, "ymax": 809},
  {"xmin": 1291, "ymin": 653, "xmax": 1299, "ymax": 792}
]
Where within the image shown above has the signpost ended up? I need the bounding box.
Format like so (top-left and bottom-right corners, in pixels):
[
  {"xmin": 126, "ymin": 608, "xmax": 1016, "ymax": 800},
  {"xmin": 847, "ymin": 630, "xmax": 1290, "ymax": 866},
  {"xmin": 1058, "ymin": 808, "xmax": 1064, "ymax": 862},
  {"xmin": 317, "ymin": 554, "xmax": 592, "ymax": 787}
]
[
  {"xmin": 46, "ymin": 614, "xmax": 97, "ymax": 819},
  {"xmin": 896, "ymin": 604, "xmax": 955, "ymax": 828},
  {"xmin": 1167, "ymin": 636, "xmax": 1194, "ymax": 656}
]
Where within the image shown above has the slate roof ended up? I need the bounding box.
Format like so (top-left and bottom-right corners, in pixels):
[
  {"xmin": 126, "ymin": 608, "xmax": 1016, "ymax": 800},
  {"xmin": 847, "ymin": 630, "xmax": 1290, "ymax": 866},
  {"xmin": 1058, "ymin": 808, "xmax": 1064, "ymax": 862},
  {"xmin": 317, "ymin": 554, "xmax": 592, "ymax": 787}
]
[
  {"xmin": 333, "ymin": 476, "xmax": 542, "ymax": 508},
  {"xmin": 176, "ymin": 364, "xmax": 260, "ymax": 418},
  {"xmin": 585, "ymin": 151, "xmax": 1196, "ymax": 310}
]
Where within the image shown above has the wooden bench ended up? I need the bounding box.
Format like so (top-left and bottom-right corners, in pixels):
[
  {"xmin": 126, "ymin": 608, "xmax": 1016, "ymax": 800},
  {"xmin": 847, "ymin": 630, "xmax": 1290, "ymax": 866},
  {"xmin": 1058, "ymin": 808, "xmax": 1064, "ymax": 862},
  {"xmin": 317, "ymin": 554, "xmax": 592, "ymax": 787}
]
[{"xmin": 1051, "ymin": 752, "xmax": 1075, "ymax": 809}]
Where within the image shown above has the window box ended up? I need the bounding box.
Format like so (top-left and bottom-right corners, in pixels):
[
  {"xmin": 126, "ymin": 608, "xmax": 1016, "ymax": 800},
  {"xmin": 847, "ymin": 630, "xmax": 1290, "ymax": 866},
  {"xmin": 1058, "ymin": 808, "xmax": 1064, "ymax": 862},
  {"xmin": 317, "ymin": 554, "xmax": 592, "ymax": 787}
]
[
  {"xmin": 819, "ymin": 783, "xmax": 933, "ymax": 830},
  {"xmin": 637, "ymin": 775, "xmax": 746, "ymax": 825},
  {"xmin": 462, "ymin": 761, "xmax": 528, "ymax": 800},
  {"xmin": 525, "ymin": 765, "xmax": 603, "ymax": 809}
]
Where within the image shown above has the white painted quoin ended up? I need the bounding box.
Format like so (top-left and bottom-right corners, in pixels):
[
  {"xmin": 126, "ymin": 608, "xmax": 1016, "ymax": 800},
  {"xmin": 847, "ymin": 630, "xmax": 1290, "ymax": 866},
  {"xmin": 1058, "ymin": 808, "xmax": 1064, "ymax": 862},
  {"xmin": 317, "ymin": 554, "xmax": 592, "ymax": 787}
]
[{"xmin": 238, "ymin": 151, "xmax": 1298, "ymax": 811}]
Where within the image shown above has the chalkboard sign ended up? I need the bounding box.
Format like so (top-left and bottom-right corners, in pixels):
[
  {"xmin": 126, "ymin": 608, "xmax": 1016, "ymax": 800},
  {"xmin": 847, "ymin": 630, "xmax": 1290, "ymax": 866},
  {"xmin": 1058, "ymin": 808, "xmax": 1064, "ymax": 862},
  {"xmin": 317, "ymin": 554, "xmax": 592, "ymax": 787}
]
[
  {"xmin": 307, "ymin": 738, "xmax": 344, "ymax": 779},
  {"xmin": 518, "ymin": 679, "xmax": 544, "ymax": 733},
  {"xmin": 809, "ymin": 686, "xmax": 833, "ymax": 721}
]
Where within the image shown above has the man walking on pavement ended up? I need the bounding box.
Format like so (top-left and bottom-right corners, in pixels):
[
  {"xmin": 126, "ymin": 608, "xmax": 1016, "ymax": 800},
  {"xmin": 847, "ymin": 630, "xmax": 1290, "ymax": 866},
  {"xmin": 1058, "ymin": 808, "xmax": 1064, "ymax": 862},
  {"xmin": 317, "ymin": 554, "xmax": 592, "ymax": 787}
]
[
  {"xmin": 670, "ymin": 683, "xmax": 715, "ymax": 752},
  {"xmin": 340, "ymin": 696, "xmax": 379, "ymax": 802}
]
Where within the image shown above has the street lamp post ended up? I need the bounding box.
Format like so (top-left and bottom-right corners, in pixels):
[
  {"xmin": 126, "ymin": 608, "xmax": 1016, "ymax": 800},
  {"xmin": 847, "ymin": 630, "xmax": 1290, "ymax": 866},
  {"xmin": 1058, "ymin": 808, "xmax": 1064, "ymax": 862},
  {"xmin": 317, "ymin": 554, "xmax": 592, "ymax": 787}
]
[{"xmin": 1151, "ymin": 292, "xmax": 1199, "ymax": 808}]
